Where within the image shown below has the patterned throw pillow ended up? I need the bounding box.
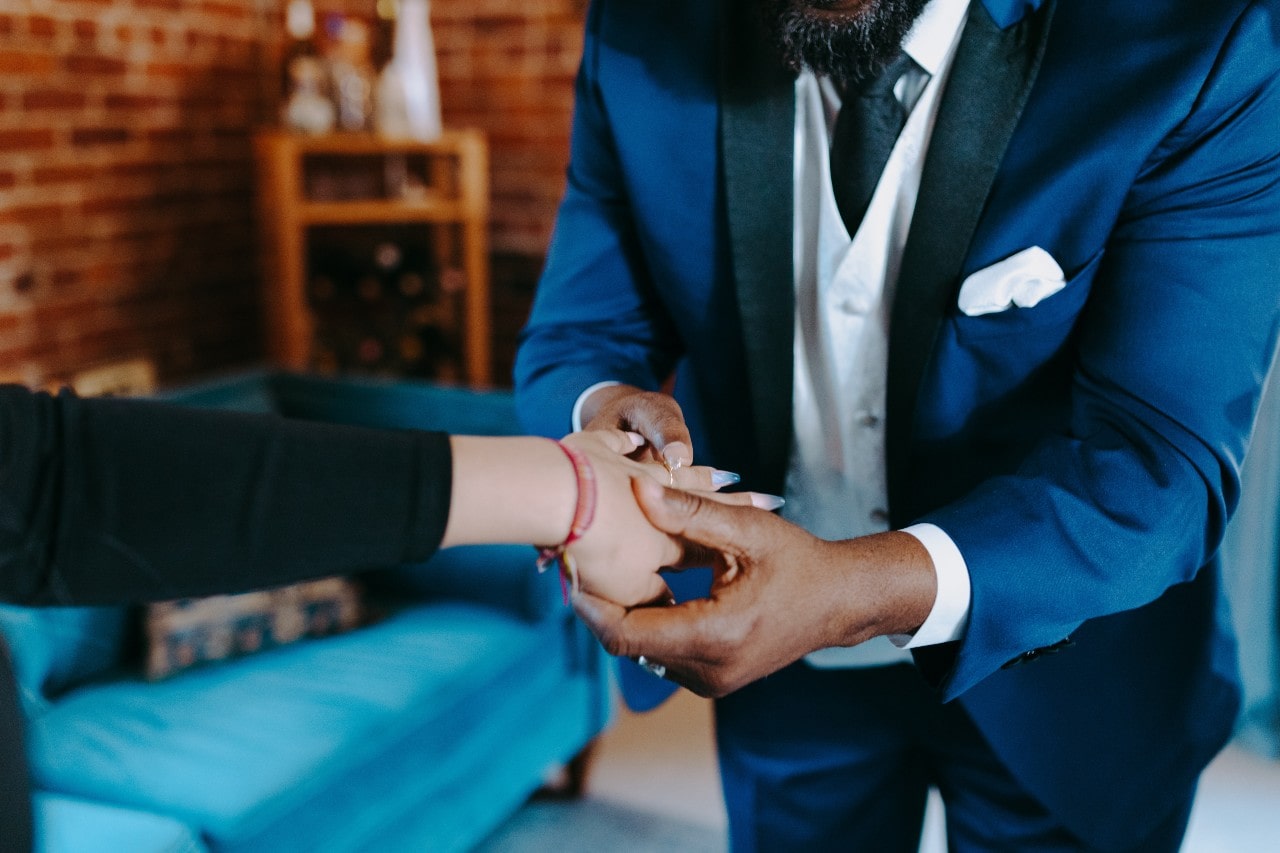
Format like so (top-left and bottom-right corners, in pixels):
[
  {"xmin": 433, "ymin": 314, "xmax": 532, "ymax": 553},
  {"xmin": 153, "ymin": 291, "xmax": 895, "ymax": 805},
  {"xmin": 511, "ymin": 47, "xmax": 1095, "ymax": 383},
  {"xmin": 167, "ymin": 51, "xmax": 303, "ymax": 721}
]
[{"xmin": 144, "ymin": 578, "xmax": 362, "ymax": 680}]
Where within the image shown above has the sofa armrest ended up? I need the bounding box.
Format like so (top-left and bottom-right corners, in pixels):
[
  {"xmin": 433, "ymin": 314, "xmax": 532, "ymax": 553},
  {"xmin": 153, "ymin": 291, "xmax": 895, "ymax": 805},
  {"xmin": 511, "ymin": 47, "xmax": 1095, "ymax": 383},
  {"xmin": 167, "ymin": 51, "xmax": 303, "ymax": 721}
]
[
  {"xmin": 270, "ymin": 374, "xmax": 523, "ymax": 436},
  {"xmin": 363, "ymin": 544, "xmax": 562, "ymax": 623},
  {"xmin": 0, "ymin": 606, "xmax": 130, "ymax": 716}
]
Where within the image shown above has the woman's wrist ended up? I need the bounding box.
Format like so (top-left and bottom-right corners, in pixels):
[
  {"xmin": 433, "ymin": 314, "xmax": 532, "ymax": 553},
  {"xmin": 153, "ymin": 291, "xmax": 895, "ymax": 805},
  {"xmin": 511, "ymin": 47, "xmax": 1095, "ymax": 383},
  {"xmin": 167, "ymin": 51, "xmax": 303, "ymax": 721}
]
[
  {"xmin": 441, "ymin": 436, "xmax": 578, "ymax": 549},
  {"xmin": 535, "ymin": 440, "xmax": 598, "ymax": 598}
]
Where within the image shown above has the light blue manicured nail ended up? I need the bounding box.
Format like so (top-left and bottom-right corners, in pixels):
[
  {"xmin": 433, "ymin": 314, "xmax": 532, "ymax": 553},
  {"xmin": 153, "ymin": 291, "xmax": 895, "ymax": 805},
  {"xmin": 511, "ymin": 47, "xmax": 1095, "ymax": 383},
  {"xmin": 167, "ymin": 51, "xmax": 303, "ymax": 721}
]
[
  {"xmin": 711, "ymin": 470, "xmax": 742, "ymax": 487},
  {"xmin": 751, "ymin": 494, "xmax": 786, "ymax": 511}
]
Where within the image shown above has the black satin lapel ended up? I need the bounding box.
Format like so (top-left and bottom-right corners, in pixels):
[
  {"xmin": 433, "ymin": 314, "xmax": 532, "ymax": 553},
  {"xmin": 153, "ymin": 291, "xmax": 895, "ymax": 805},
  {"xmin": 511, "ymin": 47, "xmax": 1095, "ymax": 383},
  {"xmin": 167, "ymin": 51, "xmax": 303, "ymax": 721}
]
[
  {"xmin": 719, "ymin": 0, "xmax": 796, "ymax": 494},
  {"xmin": 886, "ymin": 0, "xmax": 1056, "ymax": 524}
]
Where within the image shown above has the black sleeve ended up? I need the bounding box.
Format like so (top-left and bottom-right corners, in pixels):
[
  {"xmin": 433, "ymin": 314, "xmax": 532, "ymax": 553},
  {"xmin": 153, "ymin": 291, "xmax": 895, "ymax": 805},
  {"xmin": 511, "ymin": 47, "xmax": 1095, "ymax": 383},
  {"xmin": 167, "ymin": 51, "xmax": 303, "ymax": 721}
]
[
  {"xmin": 0, "ymin": 637, "xmax": 32, "ymax": 852},
  {"xmin": 0, "ymin": 385, "xmax": 453, "ymax": 606}
]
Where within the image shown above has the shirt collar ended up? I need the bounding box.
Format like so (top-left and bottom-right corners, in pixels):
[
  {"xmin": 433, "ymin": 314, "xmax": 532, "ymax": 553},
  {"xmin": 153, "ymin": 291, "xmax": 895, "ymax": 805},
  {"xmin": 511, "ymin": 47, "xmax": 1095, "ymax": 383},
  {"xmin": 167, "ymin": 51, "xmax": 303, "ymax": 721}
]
[{"xmin": 902, "ymin": 0, "xmax": 970, "ymax": 78}]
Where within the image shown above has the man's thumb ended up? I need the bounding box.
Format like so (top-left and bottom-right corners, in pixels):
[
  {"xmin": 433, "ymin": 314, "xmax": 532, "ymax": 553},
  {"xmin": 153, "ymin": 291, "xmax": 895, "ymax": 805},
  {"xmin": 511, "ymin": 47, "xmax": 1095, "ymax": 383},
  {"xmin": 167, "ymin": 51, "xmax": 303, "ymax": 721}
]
[{"xmin": 632, "ymin": 476, "xmax": 744, "ymax": 553}]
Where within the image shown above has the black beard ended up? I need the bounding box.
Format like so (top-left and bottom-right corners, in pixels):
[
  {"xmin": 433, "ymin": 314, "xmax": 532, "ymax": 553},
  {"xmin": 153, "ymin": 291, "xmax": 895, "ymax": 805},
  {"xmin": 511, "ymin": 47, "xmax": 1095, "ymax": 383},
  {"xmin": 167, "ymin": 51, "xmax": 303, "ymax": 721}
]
[{"xmin": 765, "ymin": 0, "xmax": 932, "ymax": 86}]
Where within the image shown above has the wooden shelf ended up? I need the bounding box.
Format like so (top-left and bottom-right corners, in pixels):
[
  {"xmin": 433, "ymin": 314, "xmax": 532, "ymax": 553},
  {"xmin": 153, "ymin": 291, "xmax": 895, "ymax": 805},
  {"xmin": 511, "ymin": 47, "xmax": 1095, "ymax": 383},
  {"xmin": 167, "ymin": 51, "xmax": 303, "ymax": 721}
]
[
  {"xmin": 253, "ymin": 129, "xmax": 492, "ymax": 386},
  {"xmin": 297, "ymin": 198, "xmax": 466, "ymax": 225}
]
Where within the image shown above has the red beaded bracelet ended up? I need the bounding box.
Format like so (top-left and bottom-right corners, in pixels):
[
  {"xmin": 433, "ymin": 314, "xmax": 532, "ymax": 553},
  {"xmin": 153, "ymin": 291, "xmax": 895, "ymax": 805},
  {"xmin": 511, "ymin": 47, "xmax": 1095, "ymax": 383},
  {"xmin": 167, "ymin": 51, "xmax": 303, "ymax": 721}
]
[{"xmin": 535, "ymin": 440, "xmax": 598, "ymax": 602}]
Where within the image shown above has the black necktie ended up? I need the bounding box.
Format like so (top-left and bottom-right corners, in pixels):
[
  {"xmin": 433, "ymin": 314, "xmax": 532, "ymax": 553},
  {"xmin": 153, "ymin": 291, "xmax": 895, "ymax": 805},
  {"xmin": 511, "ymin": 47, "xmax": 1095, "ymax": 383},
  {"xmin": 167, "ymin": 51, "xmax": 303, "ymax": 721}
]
[{"xmin": 830, "ymin": 53, "xmax": 919, "ymax": 235}]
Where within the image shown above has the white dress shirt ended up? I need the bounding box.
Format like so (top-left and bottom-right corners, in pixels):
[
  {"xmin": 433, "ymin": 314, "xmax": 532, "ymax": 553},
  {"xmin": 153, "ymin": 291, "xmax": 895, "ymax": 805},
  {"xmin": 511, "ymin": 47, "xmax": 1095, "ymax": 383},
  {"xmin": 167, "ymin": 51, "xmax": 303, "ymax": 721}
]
[
  {"xmin": 575, "ymin": 0, "xmax": 974, "ymax": 668},
  {"xmin": 791, "ymin": 0, "xmax": 972, "ymax": 667}
]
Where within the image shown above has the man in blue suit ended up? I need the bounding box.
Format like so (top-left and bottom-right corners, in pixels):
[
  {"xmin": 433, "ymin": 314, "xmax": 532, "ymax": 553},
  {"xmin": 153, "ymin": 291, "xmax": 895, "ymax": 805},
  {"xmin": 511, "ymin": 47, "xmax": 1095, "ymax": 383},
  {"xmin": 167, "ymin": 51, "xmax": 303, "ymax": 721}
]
[{"xmin": 516, "ymin": 0, "xmax": 1280, "ymax": 849}]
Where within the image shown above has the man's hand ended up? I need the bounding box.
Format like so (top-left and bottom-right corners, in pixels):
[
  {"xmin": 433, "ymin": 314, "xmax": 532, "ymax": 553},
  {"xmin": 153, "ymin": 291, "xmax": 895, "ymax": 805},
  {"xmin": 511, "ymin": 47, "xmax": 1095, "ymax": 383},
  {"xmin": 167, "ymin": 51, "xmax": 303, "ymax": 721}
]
[
  {"xmin": 572, "ymin": 478, "xmax": 938, "ymax": 698},
  {"xmin": 581, "ymin": 385, "xmax": 693, "ymax": 471}
]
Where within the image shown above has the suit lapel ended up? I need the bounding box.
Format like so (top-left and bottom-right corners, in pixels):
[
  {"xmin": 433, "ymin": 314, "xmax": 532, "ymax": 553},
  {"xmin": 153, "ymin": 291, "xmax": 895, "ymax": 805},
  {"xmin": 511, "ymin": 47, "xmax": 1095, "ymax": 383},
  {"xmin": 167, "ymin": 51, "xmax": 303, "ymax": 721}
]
[
  {"xmin": 719, "ymin": 0, "xmax": 796, "ymax": 493},
  {"xmin": 886, "ymin": 0, "xmax": 1056, "ymax": 524}
]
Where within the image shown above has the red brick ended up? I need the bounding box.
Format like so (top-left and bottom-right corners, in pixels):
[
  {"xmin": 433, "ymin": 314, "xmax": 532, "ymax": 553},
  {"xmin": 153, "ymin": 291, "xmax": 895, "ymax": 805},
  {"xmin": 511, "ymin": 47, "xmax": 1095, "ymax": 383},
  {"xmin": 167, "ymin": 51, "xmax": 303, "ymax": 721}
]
[
  {"xmin": 200, "ymin": 0, "xmax": 251, "ymax": 19},
  {"xmin": 71, "ymin": 127, "xmax": 131, "ymax": 146},
  {"xmin": 33, "ymin": 165, "xmax": 98, "ymax": 185},
  {"xmin": 64, "ymin": 55, "xmax": 128, "ymax": 75},
  {"xmin": 0, "ymin": 172, "xmax": 16, "ymax": 190},
  {"xmin": 51, "ymin": 268, "xmax": 81, "ymax": 287},
  {"xmin": 0, "ymin": 51, "xmax": 57, "ymax": 75},
  {"xmin": 0, "ymin": 129, "xmax": 55, "ymax": 153},
  {"xmin": 28, "ymin": 16, "xmax": 56, "ymax": 38},
  {"xmin": 104, "ymin": 93, "xmax": 169, "ymax": 110},
  {"xmin": 29, "ymin": 233, "xmax": 81, "ymax": 255},
  {"xmin": 145, "ymin": 61, "xmax": 189, "ymax": 78},
  {"xmin": 74, "ymin": 19, "xmax": 97, "ymax": 41},
  {"xmin": 33, "ymin": 299, "xmax": 102, "ymax": 327},
  {"xmin": 104, "ymin": 161, "xmax": 160, "ymax": 180},
  {"xmin": 24, "ymin": 89, "xmax": 89, "ymax": 110},
  {"xmin": 81, "ymin": 194, "xmax": 158, "ymax": 217}
]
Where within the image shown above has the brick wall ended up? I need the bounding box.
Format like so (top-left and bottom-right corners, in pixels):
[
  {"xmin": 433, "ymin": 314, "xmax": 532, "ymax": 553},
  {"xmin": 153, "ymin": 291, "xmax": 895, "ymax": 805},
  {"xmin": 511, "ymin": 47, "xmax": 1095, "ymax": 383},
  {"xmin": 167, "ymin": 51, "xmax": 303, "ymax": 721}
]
[
  {"xmin": 0, "ymin": 0, "xmax": 585, "ymax": 386},
  {"xmin": 418, "ymin": 0, "xmax": 588, "ymax": 384},
  {"xmin": 0, "ymin": 0, "xmax": 273, "ymax": 385},
  {"xmin": 435, "ymin": 0, "xmax": 587, "ymax": 257}
]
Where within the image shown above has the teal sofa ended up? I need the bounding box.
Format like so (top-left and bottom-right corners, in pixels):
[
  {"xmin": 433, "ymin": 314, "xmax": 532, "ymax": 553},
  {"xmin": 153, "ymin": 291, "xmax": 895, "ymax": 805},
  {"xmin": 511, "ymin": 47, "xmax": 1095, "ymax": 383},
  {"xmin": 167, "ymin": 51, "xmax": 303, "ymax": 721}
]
[{"xmin": 0, "ymin": 371, "xmax": 611, "ymax": 852}]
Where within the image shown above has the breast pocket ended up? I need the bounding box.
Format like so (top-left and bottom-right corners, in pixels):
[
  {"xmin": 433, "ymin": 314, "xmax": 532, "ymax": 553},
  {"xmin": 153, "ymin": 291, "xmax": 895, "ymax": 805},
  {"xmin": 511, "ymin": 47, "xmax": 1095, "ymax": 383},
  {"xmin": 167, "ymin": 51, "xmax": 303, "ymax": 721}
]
[{"xmin": 952, "ymin": 250, "xmax": 1105, "ymax": 344}]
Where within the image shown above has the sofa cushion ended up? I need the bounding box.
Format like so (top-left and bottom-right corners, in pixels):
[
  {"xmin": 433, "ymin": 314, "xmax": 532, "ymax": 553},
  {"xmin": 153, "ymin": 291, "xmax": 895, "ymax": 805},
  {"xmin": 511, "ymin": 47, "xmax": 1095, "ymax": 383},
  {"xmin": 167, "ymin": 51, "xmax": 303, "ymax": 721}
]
[
  {"xmin": 155, "ymin": 370, "xmax": 279, "ymax": 415},
  {"xmin": 33, "ymin": 793, "xmax": 205, "ymax": 853},
  {"xmin": 25, "ymin": 602, "xmax": 583, "ymax": 849},
  {"xmin": 0, "ymin": 606, "xmax": 129, "ymax": 713}
]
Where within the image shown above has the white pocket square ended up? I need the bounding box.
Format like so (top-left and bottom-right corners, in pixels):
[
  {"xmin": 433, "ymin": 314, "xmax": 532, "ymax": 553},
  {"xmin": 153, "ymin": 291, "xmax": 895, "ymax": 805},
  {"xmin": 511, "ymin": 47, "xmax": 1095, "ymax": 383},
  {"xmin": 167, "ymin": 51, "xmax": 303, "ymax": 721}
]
[{"xmin": 957, "ymin": 246, "xmax": 1066, "ymax": 317}]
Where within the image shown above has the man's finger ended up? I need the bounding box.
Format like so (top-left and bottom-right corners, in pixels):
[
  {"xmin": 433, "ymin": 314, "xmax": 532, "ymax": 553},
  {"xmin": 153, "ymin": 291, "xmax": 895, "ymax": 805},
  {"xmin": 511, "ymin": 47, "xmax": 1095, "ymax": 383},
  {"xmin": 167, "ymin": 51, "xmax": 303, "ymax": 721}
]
[
  {"xmin": 573, "ymin": 588, "xmax": 714, "ymax": 662},
  {"xmin": 619, "ymin": 395, "xmax": 693, "ymax": 468},
  {"xmin": 572, "ymin": 589, "xmax": 632, "ymax": 655},
  {"xmin": 632, "ymin": 477, "xmax": 765, "ymax": 554}
]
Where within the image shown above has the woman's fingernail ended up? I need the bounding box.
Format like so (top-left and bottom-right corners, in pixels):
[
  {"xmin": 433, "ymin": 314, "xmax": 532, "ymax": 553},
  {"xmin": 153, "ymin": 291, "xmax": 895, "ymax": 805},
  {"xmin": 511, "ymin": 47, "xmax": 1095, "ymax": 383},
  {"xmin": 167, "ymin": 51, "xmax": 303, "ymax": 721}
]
[
  {"xmin": 711, "ymin": 470, "xmax": 742, "ymax": 487},
  {"xmin": 625, "ymin": 431, "xmax": 645, "ymax": 447},
  {"xmin": 750, "ymin": 493, "xmax": 786, "ymax": 511}
]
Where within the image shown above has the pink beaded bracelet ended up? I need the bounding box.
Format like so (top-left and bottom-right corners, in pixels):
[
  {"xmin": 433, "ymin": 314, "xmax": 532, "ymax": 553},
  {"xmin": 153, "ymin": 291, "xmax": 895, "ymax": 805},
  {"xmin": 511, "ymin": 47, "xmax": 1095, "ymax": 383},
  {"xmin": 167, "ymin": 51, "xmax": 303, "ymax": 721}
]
[{"xmin": 535, "ymin": 440, "xmax": 598, "ymax": 602}]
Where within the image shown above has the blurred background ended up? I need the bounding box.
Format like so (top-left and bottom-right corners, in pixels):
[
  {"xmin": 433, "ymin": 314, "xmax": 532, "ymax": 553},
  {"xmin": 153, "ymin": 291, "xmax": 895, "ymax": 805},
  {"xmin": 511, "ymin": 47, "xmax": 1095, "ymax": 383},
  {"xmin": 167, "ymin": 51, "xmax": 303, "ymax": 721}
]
[{"xmin": 0, "ymin": 0, "xmax": 587, "ymax": 389}]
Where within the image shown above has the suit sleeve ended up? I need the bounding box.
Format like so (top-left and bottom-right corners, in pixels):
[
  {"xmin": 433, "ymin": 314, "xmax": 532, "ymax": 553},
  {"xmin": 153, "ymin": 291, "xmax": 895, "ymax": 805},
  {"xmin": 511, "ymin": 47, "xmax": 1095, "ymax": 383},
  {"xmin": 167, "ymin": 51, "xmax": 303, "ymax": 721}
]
[
  {"xmin": 922, "ymin": 4, "xmax": 1280, "ymax": 699},
  {"xmin": 513, "ymin": 0, "xmax": 683, "ymax": 438},
  {"xmin": 0, "ymin": 386, "xmax": 452, "ymax": 606}
]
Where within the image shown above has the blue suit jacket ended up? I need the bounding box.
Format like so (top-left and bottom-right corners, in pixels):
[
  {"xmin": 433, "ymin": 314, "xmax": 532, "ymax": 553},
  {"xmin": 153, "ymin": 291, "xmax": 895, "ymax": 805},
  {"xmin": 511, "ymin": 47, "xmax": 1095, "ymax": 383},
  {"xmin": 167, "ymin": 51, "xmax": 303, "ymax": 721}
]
[{"xmin": 516, "ymin": 0, "xmax": 1280, "ymax": 846}]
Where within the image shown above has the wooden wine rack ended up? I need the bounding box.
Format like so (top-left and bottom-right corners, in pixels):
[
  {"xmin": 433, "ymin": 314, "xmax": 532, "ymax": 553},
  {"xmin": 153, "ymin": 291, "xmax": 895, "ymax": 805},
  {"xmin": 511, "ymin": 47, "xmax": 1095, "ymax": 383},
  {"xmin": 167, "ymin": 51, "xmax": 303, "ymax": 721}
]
[{"xmin": 253, "ymin": 129, "xmax": 492, "ymax": 386}]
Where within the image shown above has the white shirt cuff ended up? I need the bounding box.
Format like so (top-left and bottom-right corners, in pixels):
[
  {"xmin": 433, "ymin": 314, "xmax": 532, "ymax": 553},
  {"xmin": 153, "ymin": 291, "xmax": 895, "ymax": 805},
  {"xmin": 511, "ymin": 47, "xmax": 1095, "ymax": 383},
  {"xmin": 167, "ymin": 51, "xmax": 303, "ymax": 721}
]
[
  {"xmin": 889, "ymin": 522, "xmax": 971, "ymax": 649},
  {"xmin": 571, "ymin": 380, "xmax": 623, "ymax": 432}
]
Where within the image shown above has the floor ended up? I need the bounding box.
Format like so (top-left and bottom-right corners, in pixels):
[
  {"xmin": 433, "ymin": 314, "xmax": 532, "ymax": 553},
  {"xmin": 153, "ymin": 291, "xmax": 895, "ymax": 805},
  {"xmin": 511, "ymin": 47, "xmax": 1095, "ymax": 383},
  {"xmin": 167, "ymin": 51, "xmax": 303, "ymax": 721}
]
[{"xmin": 585, "ymin": 689, "xmax": 1280, "ymax": 852}]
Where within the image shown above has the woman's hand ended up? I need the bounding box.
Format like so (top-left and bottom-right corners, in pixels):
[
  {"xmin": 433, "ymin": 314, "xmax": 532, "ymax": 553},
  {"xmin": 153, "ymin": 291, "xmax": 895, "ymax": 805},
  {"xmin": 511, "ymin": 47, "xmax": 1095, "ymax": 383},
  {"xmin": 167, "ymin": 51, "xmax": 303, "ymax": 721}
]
[{"xmin": 559, "ymin": 429, "xmax": 758, "ymax": 607}]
